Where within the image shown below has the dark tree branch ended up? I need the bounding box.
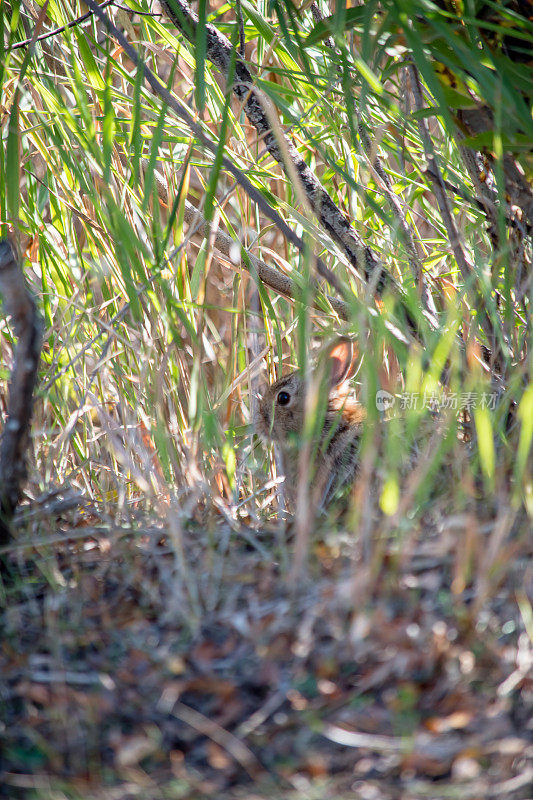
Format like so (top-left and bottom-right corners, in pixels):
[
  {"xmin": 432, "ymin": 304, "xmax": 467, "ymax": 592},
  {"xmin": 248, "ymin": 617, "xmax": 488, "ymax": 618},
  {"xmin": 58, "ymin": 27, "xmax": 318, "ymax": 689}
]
[
  {"xmin": 235, "ymin": 0, "xmax": 245, "ymax": 58},
  {"xmin": 83, "ymin": 0, "xmax": 356, "ymax": 303},
  {"xmin": 81, "ymin": 0, "xmax": 437, "ymax": 346},
  {"xmin": 0, "ymin": 241, "xmax": 42, "ymax": 546},
  {"xmin": 159, "ymin": 0, "xmax": 393, "ymax": 294},
  {"xmin": 458, "ymin": 106, "xmax": 533, "ymax": 234},
  {"xmin": 149, "ymin": 157, "xmax": 413, "ymax": 343}
]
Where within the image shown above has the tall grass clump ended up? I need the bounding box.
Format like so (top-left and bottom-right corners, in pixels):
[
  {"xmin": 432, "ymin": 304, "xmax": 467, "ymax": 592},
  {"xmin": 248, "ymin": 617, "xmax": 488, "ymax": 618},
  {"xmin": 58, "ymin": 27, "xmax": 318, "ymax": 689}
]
[{"xmin": 1, "ymin": 0, "xmax": 531, "ymax": 585}]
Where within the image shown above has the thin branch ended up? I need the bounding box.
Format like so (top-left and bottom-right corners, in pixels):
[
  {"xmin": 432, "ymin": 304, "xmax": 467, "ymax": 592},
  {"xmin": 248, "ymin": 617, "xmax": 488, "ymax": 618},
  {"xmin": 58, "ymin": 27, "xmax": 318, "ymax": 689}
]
[
  {"xmin": 235, "ymin": 0, "xmax": 245, "ymax": 58},
  {"xmin": 310, "ymin": 2, "xmax": 435, "ymax": 316},
  {"xmin": 0, "ymin": 241, "xmax": 42, "ymax": 547},
  {"xmin": 456, "ymin": 144, "xmax": 501, "ymax": 248},
  {"xmin": 40, "ymin": 160, "xmax": 411, "ymax": 408},
  {"xmin": 169, "ymin": 701, "xmax": 262, "ymax": 779},
  {"xmin": 159, "ymin": 185, "xmax": 410, "ymax": 343},
  {"xmin": 409, "ymin": 66, "xmax": 472, "ymax": 287},
  {"xmin": 9, "ymin": 0, "xmax": 116, "ymax": 51},
  {"xmin": 180, "ymin": 199, "xmax": 409, "ymax": 344}
]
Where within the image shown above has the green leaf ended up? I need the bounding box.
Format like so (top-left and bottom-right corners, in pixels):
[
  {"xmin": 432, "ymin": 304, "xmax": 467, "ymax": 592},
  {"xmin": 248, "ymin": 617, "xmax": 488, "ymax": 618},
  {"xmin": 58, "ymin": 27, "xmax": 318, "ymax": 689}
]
[
  {"xmin": 190, "ymin": 241, "xmax": 206, "ymax": 301},
  {"xmin": 474, "ymin": 406, "xmax": 495, "ymax": 490},
  {"xmin": 129, "ymin": 56, "xmax": 144, "ymax": 184},
  {"xmin": 195, "ymin": 0, "xmax": 207, "ymax": 112},
  {"xmin": 305, "ymin": 6, "xmax": 368, "ymax": 47},
  {"xmin": 436, "ymin": 83, "xmax": 479, "ymax": 110},
  {"xmin": 514, "ymin": 384, "xmax": 533, "ymax": 489},
  {"xmin": 222, "ymin": 438, "xmax": 236, "ymax": 490},
  {"xmin": 75, "ymin": 29, "xmax": 106, "ymax": 92},
  {"xmin": 241, "ymin": 0, "xmax": 275, "ymax": 43},
  {"xmin": 460, "ymin": 131, "xmax": 533, "ymax": 151},
  {"xmin": 102, "ymin": 74, "xmax": 116, "ymax": 185},
  {"xmin": 142, "ymin": 99, "xmax": 168, "ymax": 214},
  {"xmin": 6, "ymin": 99, "xmax": 20, "ymax": 227},
  {"xmin": 380, "ymin": 476, "xmax": 399, "ymax": 516}
]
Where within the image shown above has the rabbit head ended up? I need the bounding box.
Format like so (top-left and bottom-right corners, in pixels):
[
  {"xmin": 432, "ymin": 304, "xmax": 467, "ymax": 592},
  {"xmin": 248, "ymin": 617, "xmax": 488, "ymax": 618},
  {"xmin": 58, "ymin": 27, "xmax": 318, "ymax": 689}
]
[
  {"xmin": 256, "ymin": 338, "xmax": 365, "ymax": 508},
  {"xmin": 256, "ymin": 337, "xmax": 364, "ymax": 449}
]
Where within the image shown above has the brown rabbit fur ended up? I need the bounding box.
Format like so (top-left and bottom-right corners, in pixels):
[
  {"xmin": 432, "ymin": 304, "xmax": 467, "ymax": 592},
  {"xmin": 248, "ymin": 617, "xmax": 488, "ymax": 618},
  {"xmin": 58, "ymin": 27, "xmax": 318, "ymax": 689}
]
[{"xmin": 256, "ymin": 338, "xmax": 365, "ymax": 509}]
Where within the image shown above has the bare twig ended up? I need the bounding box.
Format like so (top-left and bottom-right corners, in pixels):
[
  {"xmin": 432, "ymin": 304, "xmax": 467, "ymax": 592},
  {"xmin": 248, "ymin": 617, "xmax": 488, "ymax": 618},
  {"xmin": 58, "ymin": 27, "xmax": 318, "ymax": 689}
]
[
  {"xmin": 235, "ymin": 0, "xmax": 245, "ymax": 58},
  {"xmin": 180, "ymin": 199, "xmax": 411, "ymax": 344},
  {"xmin": 456, "ymin": 144, "xmax": 501, "ymax": 248},
  {"xmin": 0, "ymin": 241, "xmax": 42, "ymax": 546},
  {"xmin": 168, "ymin": 700, "xmax": 263, "ymax": 778},
  {"xmin": 160, "ymin": 0, "xmax": 392, "ymax": 293},
  {"xmin": 9, "ymin": 0, "xmax": 115, "ymax": 51},
  {"xmin": 182, "ymin": 201, "xmax": 344, "ymax": 317},
  {"xmin": 409, "ymin": 66, "xmax": 472, "ymax": 287}
]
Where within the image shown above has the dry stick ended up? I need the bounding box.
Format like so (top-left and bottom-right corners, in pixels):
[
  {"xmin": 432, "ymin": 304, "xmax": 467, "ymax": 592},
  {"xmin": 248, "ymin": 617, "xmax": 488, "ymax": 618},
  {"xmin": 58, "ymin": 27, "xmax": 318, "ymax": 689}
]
[
  {"xmin": 150, "ymin": 164, "xmax": 320, "ymax": 307},
  {"xmin": 409, "ymin": 67, "xmax": 473, "ymax": 289},
  {"xmin": 183, "ymin": 201, "xmax": 340, "ymax": 315},
  {"xmin": 82, "ymin": 1, "xmax": 418, "ymax": 351},
  {"xmin": 39, "ymin": 167, "xmax": 410, "ymax": 401},
  {"xmin": 0, "ymin": 241, "xmax": 42, "ymax": 547},
  {"xmin": 456, "ymin": 132, "xmax": 531, "ymax": 345},
  {"xmin": 10, "ymin": 0, "xmax": 115, "ymax": 51},
  {"xmin": 162, "ymin": 0, "xmax": 446, "ymax": 346},
  {"xmin": 147, "ymin": 149, "xmax": 412, "ymax": 343},
  {"xmin": 427, "ymin": 157, "xmax": 531, "ymax": 262},
  {"xmin": 180, "ymin": 199, "xmax": 411, "ymax": 344},
  {"xmin": 11, "ymin": 1, "xmax": 161, "ymax": 52},
  {"xmin": 235, "ymin": 0, "xmax": 245, "ymax": 58},
  {"xmin": 169, "ymin": 701, "xmax": 262, "ymax": 778},
  {"xmin": 457, "ymin": 143, "xmax": 500, "ymax": 248},
  {"xmin": 83, "ymin": 0, "xmax": 346, "ymax": 302},
  {"xmin": 359, "ymin": 122, "xmax": 428, "ymax": 290}
]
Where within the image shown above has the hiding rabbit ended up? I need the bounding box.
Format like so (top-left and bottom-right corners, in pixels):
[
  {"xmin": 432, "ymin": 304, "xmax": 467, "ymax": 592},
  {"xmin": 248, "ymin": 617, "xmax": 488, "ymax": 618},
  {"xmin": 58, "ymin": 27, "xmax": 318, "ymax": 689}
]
[{"xmin": 256, "ymin": 338, "xmax": 365, "ymax": 510}]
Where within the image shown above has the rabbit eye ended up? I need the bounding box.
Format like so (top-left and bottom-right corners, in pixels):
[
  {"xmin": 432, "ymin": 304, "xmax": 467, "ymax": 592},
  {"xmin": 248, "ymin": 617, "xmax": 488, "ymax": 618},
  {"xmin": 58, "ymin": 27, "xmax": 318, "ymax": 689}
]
[{"xmin": 277, "ymin": 390, "xmax": 290, "ymax": 406}]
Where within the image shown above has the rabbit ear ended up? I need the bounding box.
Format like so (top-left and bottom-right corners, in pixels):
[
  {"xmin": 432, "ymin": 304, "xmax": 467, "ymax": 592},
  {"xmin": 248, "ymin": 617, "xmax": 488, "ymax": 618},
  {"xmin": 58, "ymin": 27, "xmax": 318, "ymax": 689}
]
[{"xmin": 328, "ymin": 337, "xmax": 355, "ymax": 387}]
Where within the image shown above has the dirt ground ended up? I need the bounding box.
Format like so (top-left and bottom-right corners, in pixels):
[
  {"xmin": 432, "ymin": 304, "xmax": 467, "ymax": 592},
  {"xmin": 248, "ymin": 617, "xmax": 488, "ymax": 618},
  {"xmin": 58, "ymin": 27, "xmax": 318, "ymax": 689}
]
[{"xmin": 1, "ymin": 495, "xmax": 532, "ymax": 800}]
